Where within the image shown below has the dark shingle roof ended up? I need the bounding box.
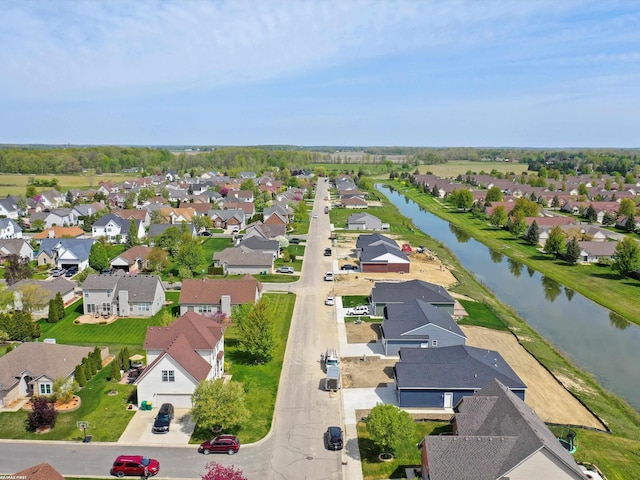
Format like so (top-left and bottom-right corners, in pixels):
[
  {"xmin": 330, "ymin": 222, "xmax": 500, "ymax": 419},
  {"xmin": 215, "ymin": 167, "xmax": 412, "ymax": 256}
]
[
  {"xmin": 355, "ymin": 233, "xmax": 398, "ymax": 250},
  {"xmin": 382, "ymin": 299, "xmax": 465, "ymax": 340},
  {"xmin": 395, "ymin": 346, "xmax": 526, "ymax": 391},
  {"xmin": 371, "ymin": 279, "xmax": 454, "ymax": 306},
  {"xmin": 360, "ymin": 243, "xmax": 409, "ymax": 263}
]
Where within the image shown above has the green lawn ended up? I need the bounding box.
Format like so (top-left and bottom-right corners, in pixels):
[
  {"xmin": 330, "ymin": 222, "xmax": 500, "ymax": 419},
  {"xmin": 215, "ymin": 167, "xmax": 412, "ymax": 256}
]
[
  {"xmin": 190, "ymin": 292, "xmax": 295, "ymax": 444},
  {"xmin": 0, "ymin": 365, "xmax": 136, "ymax": 442},
  {"xmin": 37, "ymin": 292, "xmax": 180, "ymax": 350},
  {"xmin": 457, "ymin": 299, "xmax": 509, "ymax": 330},
  {"xmin": 342, "ymin": 295, "xmax": 370, "ymax": 308},
  {"xmin": 358, "ymin": 420, "xmax": 450, "ymax": 480},
  {"xmin": 201, "ymin": 237, "xmax": 235, "ymax": 261}
]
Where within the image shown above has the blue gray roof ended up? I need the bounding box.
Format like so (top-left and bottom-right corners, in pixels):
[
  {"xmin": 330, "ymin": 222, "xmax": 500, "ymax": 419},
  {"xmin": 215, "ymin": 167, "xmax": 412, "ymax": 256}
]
[
  {"xmin": 382, "ymin": 299, "xmax": 465, "ymax": 340},
  {"xmin": 371, "ymin": 279, "xmax": 454, "ymax": 306},
  {"xmin": 360, "ymin": 243, "xmax": 409, "ymax": 263},
  {"xmin": 395, "ymin": 345, "xmax": 526, "ymax": 391},
  {"xmin": 355, "ymin": 233, "xmax": 398, "ymax": 250},
  {"xmin": 239, "ymin": 236, "xmax": 279, "ymax": 251},
  {"xmin": 37, "ymin": 238, "xmax": 95, "ymax": 261}
]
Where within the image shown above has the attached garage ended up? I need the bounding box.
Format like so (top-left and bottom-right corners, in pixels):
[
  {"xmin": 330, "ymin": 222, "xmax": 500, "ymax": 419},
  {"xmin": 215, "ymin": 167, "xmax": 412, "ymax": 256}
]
[{"xmin": 154, "ymin": 393, "xmax": 193, "ymax": 409}]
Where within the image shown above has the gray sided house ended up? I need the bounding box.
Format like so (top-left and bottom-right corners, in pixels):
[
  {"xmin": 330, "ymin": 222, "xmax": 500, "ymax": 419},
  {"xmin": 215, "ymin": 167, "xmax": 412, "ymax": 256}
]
[
  {"xmin": 370, "ymin": 279, "xmax": 455, "ymax": 316},
  {"xmin": 0, "ymin": 238, "xmax": 34, "ymax": 263},
  {"xmin": 82, "ymin": 272, "xmax": 165, "ymax": 317},
  {"xmin": 381, "ymin": 299, "xmax": 466, "ymax": 356},
  {"xmin": 394, "ymin": 346, "xmax": 526, "ymax": 408},
  {"xmin": 0, "ymin": 343, "xmax": 108, "ymax": 407},
  {"xmin": 8, "ymin": 278, "xmax": 76, "ymax": 317},
  {"xmin": 238, "ymin": 236, "xmax": 280, "ymax": 258},
  {"xmin": 213, "ymin": 245, "xmax": 274, "ymax": 275},
  {"xmin": 420, "ymin": 380, "xmax": 585, "ymax": 480},
  {"xmin": 347, "ymin": 212, "xmax": 384, "ymax": 231}
]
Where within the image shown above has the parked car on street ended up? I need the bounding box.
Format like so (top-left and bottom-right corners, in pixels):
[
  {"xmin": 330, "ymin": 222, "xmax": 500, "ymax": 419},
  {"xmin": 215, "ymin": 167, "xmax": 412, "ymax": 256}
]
[
  {"xmin": 152, "ymin": 403, "xmax": 174, "ymax": 434},
  {"xmin": 325, "ymin": 426, "xmax": 343, "ymax": 450},
  {"xmin": 199, "ymin": 435, "xmax": 241, "ymax": 455},
  {"xmin": 313, "ymin": 213, "xmax": 318, "ymax": 218},
  {"xmin": 276, "ymin": 266, "xmax": 295, "ymax": 274},
  {"xmin": 289, "ymin": 238, "xmax": 301, "ymax": 244},
  {"xmin": 110, "ymin": 455, "xmax": 159, "ymax": 478},
  {"xmin": 324, "ymin": 272, "xmax": 334, "ymax": 281},
  {"xmin": 324, "ymin": 247, "xmax": 332, "ymax": 256},
  {"xmin": 325, "ymin": 296, "xmax": 335, "ymax": 306}
]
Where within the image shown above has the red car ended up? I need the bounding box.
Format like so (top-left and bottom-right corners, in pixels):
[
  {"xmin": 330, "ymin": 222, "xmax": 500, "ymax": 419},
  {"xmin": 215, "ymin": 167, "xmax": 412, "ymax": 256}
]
[
  {"xmin": 110, "ymin": 455, "xmax": 159, "ymax": 478},
  {"xmin": 199, "ymin": 435, "xmax": 241, "ymax": 455}
]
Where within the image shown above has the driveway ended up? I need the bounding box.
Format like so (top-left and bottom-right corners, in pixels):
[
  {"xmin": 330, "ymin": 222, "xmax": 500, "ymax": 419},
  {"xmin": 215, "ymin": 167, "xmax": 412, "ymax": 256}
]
[{"xmin": 118, "ymin": 408, "xmax": 195, "ymax": 446}]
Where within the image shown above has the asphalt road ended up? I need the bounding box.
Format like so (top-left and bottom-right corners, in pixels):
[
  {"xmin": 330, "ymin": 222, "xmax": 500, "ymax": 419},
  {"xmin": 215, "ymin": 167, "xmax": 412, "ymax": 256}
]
[{"xmin": 0, "ymin": 180, "xmax": 344, "ymax": 480}]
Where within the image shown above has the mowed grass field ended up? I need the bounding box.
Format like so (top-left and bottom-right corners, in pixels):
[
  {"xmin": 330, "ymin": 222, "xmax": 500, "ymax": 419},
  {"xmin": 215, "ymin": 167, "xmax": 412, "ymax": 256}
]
[
  {"xmin": 416, "ymin": 160, "xmax": 530, "ymax": 178},
  {"xmin": 0, "ymin": 173, "xmax": 139, "ymax": 196}
]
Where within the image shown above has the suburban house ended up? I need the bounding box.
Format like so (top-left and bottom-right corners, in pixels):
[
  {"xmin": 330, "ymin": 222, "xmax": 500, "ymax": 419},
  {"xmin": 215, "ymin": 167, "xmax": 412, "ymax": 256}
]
[
  {"xmin": 72, "ymin": 202, "xmax": 106, "ymax": 225},
  {"xmin": 0, "ymin": 239, "xmax": 34, "ymax": 263},
  {"xmin": 0, "ymin": 342, "xmax": 107, "ymax": 407},
  {"xmin": 359, "ymin": 242, "xmax": 410, "ymax": 273},
  {"xmin": 381, "ymin": 299, "xmax": 466, "ymax": 355},
  {"xmin": 36, "ymin": 238, "xmax": 96, "ymax": 270},
  {"xmin": 0, "ymin": 218, "xmax": 22, "ymax": 239},
  {"xmin": 110, "ymin": 245, "xmax": 154, "ymax": 273},
  {"xmin": 8, "ymin": 278, "xmax": 76, "ymax": 317},
  {"xmin": 212, "ymin": 246, "xmax": 274, "ymax": 275},
  {"xmin": 347, "ymin": 212, "xmax": 384, "ymax": 231},
  {"xmin": 394, "ymin": 346, "xmax": 526, "ymax": 408},
  {"xmin": 81, "ymin": 272, "xmax": 165, "ymax": 317},
  {"xmin": 0, "ymin": 197, "xmax": 19, "ymax": 219},
  {"xmin": 136, "ymin": 311, "xmax": 225, "ymax": 408},
  {"xmin": 91, "ymin": 214, "xmax": 144, "ymax": 243},
  {"xmin": 370, "ymin": 280, "xmax": 456, "ymax": 316},
  {"xmin": 419, "ymin": 379, "xmax": 587, "ymax": 480},
  {"xmin": 356, "ymin": 233, "xmax": 400, "ymax": 254},
  {"xmin": 112, "ymin": 208, "xmax": 152, "ymax": 228},
  {"xmin": 577, "ymin": 241, "xmax": 618, "ymax": 263},
  {"xmin": 32, "ymin": 226, "xmax": 85, "ymax": 242},
  {"xmin": 179, "ymin": 275, "xmax": 263, "ymax": 316},
  {"xmin": 29, "ymin": 208, "xmax": 77, "ymax": 228},
  {"xmin": 237, "ymin": 236, "xmax": 280, "ymax": 258},
  {"xmin": 340, "ymin": 196, "xmax": 368, "ymax": 209},
  {"xmin": 244, "ymin": 221, "xmax": 286, "ymax": 240}
]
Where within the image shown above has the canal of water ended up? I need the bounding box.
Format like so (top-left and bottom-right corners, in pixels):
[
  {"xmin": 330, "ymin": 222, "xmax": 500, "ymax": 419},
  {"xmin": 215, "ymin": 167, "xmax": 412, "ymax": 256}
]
[{"xmin": 381, "ymin": 185, "xmax": 640, "ymax": 411}]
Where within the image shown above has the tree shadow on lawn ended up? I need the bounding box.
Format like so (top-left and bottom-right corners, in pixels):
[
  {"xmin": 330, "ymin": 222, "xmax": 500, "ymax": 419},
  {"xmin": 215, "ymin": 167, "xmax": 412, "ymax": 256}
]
[
  {"xmin": 224, "ymin": 338, "xmax": 259, "ymax": 366},
  {"xmin": 591, "ymin": 272, "xmax": 627, "ymax": 281}
]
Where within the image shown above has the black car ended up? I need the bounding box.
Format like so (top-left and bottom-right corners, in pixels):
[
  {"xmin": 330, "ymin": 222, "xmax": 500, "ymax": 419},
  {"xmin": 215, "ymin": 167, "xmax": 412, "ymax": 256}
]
[
  {"xmin": 65, "ymin": 267, "xmax": 78, "ymax": 277},
  {"xmin": 340, "ymin": 264, "xmax": 357, "ymax": 271},
  {"xmin": 325, "ymin": 426, "xmax": 343, "ymax": 450},
  {"xmin": 152, "ymin": 403, "xmax": 174, "ymax": 434},
  {"xmin": 289, "ymin": 238, "xmax": 301, "ymax": 244}
]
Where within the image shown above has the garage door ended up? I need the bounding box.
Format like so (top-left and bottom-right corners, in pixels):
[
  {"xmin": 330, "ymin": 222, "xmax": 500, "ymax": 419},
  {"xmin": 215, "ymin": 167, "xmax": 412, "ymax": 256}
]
[{"xmin": 155, "ymin": 394, "xmax": 192, "ymax": 409}]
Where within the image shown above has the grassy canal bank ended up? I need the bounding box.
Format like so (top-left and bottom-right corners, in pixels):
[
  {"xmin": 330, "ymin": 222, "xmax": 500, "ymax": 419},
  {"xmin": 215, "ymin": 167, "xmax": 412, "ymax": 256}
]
[{"xmin": 354, "ymin": 182, "xmax": 640, "ymax": 479}]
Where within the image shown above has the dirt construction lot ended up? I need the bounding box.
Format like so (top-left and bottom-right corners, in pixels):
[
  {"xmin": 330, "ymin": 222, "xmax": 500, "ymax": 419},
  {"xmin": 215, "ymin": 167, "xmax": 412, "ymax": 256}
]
[{"xmin": 343, "ymin": 323, "xmax": 605, "ymax": 429}]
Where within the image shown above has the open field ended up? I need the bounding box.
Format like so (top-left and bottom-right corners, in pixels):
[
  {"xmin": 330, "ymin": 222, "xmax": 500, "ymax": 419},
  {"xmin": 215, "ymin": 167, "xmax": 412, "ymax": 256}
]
[
  {"xmin": 415, "ymin": 160, "xmax": 530, "ymax": 178},
  {"xmin": 0, "ymin": 173, "xmax": 138, "ymax": 196}
]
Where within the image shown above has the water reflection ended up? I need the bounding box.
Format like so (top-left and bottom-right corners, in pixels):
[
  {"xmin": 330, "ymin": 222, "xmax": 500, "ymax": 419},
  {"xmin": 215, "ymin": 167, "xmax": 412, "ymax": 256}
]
[
  {"xmin": 527, "ymin": 266, "xmax": 535, "ymax": 277},
  {"xmin": 565, "ymin": 288, "xmax": 575, "ymax": 302},
  {"xmin": 610, "ymin": 312, "xmax": 631, "ymax": 330},
  {"xmin": 449, "ymin": 224, "xmax": 471, "ymax": 243},
  {"xmin": 489, "ymin": 249, "xmax": 504, "ymax": 263},
  {"xmin": 508, "ymin": 258, "xmax": 523, "ymax": 278},
  {"xmin": 540, "ymin": 275, "xmax": 562, "ymax": 302}
]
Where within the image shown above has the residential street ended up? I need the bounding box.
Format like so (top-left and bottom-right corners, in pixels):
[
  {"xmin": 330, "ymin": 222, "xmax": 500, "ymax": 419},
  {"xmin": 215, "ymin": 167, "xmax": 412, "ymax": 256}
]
[{"xmin": 0, "ymin": 181, "xmax": 346, "ymax": 480}]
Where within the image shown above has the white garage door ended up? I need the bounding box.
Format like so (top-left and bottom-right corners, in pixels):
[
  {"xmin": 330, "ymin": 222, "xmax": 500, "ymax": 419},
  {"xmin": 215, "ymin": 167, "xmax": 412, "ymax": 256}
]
[{"xmin": 155, "ymin": 394, "xmax": 192, "ymax": 409}]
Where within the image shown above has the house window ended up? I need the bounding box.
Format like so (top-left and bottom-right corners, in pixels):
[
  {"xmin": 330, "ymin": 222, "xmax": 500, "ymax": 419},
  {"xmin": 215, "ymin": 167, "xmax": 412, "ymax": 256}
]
[
  {"xmin": 199, "ymin": 305, "xmax": 212, "ymax": 314},
  {"xmin": 187, "ymin": 306, "xmax": 194, "ymax": 312},
  {"xmin": 139, "ymin": 303, "xmax": 150, "ymax": 312},
  {"xmin": 161, "ymin": 370, "xmax": 175, "ymax": 382},
  {"xmin": 87, "ymin": 304, "xmax": 95, "ymax": 313},
  {"xmin": 39, "ymin": 383, "xmax": 52, "ymax": 395},
  {"xmin": 106, "ymin": 290, "xmax": 111, "ymax": 298},
  {"xmin": 432, "ymin": 340, "xmax": 438, "ymax": 347}
]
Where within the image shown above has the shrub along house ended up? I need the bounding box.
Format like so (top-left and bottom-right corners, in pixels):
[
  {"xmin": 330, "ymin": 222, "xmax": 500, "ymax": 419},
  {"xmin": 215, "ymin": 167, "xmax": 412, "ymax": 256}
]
[
  {"xmin": 381, "ymin": 299, "xmax": 466, "ymax": 356},
  {"xmin": 136, "ymin": 311, "xmax": 225, "ymax": 408},
  {"xmin": 393, "ymin": 346, "xmax": 526, "ymax": 409}
]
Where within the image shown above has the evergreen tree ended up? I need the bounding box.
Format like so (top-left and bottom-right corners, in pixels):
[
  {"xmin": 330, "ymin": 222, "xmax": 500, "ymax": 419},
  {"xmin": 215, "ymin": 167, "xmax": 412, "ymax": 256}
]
[
  {"xmin": 47, "ymin": 299, "xmax": 59, "ymax": 324},
  {"xmin": 93, "ymin": 347, "xmax": 103, "ymax": 370},
  {"xmin": 525, "ymin": 220, "xmax": 540, "ymax": 246},
  {"xmin": 54, "ymin": 292, "xmax": 65, "ymax": 319},
  {"xmin": 75, "ymin": 364, "xmax": 86, "ymax": 387},
  {"xmin": 584, "ymin": 204, "xmax": 597, "ymax": 223},
  {"xmin": 624, "ymin": 215, "xmax": 637, "ymax": 233},
  {"xmin": 109, "ymin": 359, "xmax": 121, "ymax": 382},
  {"xmin": 88, "ymin": 242, "xmax": 109, "ymax": 272},
  {"xmin": 551, "ymin": 196, "xmax": 560, "ymax": 209},
  {"xmin": 565, "ymin": 237, "xmax": 581, "ymax": 265}
]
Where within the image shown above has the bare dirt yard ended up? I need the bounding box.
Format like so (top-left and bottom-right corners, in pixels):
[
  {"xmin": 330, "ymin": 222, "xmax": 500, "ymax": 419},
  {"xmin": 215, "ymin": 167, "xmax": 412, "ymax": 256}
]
[
  {"xmin": 341, "ymin": 356, "xmax": 397, "ymax": 389},
  {"xmin": 462, "ymin": 326, "xmax": 606, "ymax": 430}
]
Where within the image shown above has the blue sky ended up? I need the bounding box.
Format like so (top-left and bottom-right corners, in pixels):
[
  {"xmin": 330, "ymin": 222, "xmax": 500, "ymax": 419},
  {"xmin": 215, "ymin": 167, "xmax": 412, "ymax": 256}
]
[{"xmin": 1, "ymin": 0, "xmax": 639, "ymax": 147}]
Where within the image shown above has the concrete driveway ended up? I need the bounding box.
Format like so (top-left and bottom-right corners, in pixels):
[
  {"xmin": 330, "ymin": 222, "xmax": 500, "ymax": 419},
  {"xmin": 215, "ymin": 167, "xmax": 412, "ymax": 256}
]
[{"xmin": 117, "ymin": 408, "xmax": 195, "ymax": 446}]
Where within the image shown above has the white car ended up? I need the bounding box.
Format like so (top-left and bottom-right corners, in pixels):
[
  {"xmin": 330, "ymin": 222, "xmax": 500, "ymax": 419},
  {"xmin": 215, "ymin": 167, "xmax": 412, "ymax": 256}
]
[
  {"xmin": 325, "ymin": 296, "xmax": 335, "ymax": 306},
  {"xmin": 313, "ymin": 213, "xmax": 318, "ymax": 218},
  {"xmin": 324, "ymin": 272, "xmax": 334, "ymax": 281},
  {"xmin": 347, "ymin": 305, "xmax": 370, "ymax": 316}
]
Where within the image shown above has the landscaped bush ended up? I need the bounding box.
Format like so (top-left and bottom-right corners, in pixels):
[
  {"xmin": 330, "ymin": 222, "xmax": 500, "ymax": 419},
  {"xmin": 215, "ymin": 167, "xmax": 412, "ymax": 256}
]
[{"xmin": 27, "ymin": 396, "xmax": 58, "ymax": 431}]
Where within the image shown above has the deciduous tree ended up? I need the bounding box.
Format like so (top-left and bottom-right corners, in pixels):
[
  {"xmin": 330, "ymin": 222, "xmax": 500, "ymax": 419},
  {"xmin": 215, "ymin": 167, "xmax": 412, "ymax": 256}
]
[
  {"xmin": 544, "ymin": 225, "xmax": 566, "ymax": 256},
  {"xmin": 365, "ymin": 403, "xmax": 415, "ymax": 454},
  {"xmin": 27, "ymin": 396, "xmax": 58, "ymax": 431},
  {"xmin": 489, "ymin": 205, "xmax": 508, "ymax": 228},
  {"xmin": 16, "ymin": 283, "xmax": 48, "ymax": 313},
  {"xmin": 191, "ymin": 379, "xmax": 249, "ymax": 433},
  {"xmin": 236, "ymin": 297, "xmax": 276, "ymax": 362},
  {"xmin": 89, "ymin": 242, "xmax": 109, "ymax": 272},
  {"xmin": 612, "ymin": 236, "xmax": 640, "ymax": 278}
]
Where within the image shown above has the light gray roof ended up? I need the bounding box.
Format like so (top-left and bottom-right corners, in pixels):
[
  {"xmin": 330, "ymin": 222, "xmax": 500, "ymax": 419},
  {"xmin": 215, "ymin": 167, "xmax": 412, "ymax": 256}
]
[
  {"xmin": 239, "ymin": 236, "xmax": 279, "ymax": 251},
  {"xmin": 0, "ymin": 343, "xmax": 92, "ymax": 393},
  {"xmin": 382, "ymin": 299, "xmax": 465, "ymax": 340},
  {"xmin": 360, "ymin": 243, "xmax": 409, "ymax": 263},
  {"xmin": 93, "ymin": 214, "xmax": 139, "ymax": 235},
  {"xmin": 356, "ymin": 233, "xmax": 398, "ymax": 249},
  {"xmin": 37, "ymin": 238, "xmax": 95, "ymax": 261},
  {"xmin": 8, "ymin": 277, "xmax": 76, "ymax": 298},
  {"xmin": 395, "ymin": 345, "xmax": 526, "ymax": 391},
  {"xmin": 0, "ymin": 218, "xmax": 21, "ymax": 232},
  {"xmin": 348, "ymin": 212, "xmax": 381, "ymax": 225},
  {"xmin": 0, "ymin": 239, "xmax": 32, "ymax": 256},
  {"xmin": 213, "ymin": 246, "xmax": 273, "ymax": 267},
  {"xmin": 83, "ymin": 273, "xmax": 163, "ymax": 302},
  {"xmin": 423, "ymin": 379, "xmax": 586, "ymax": 480},
  {"xmin": 371, "ymin": 279, "xmax": 455, "ymax": 306}
]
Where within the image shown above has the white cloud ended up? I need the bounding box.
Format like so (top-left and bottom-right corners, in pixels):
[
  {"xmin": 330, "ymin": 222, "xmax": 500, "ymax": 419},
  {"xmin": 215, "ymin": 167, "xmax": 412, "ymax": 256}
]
[{"xmin": 0, "ymin": 0, "xmax": 609, "ymax": 99}]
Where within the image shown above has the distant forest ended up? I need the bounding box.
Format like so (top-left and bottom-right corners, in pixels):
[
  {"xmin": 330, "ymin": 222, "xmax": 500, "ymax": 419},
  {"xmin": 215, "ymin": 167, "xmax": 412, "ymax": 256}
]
[{"xmin": 0, "ymin": 145, "xmax": 639, "ymax": 176}]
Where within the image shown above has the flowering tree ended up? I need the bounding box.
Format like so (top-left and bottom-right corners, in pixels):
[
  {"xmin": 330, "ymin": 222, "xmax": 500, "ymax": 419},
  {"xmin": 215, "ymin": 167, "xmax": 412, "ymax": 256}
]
[{"xmin": 201, "ymin": 462, "xmax": 247, "ymax": 480}]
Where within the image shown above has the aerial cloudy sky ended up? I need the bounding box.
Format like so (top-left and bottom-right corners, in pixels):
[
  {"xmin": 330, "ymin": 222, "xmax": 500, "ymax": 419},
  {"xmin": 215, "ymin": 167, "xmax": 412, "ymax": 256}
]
[{"xmin": 1, "ymin": 0, "xmax": 639, "ymax": 147}]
